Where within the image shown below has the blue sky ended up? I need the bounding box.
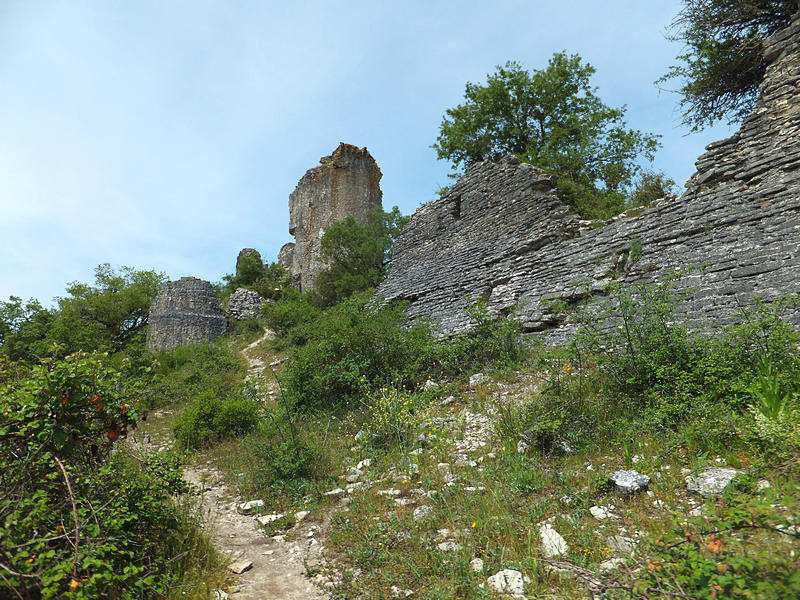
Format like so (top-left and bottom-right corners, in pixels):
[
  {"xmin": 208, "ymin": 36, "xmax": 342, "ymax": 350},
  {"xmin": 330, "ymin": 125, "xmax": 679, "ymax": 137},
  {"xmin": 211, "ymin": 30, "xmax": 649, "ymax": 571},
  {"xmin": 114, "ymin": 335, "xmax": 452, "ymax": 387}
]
[{"xmin": 0, "ymin": 0, "xmax": 736, "ymax": 305}]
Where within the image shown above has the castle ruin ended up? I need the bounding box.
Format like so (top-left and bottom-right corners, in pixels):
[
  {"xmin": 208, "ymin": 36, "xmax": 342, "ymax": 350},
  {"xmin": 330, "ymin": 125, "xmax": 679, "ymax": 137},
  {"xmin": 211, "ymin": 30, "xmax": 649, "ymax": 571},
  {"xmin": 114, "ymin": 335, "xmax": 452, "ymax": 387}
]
[
  {"xmin": 279, "ymin": 143, "xmax": 383, "ymax": 291},
  {"xmin": 146, "ymin": 277, "xmax": 228, "ymax": 352}
]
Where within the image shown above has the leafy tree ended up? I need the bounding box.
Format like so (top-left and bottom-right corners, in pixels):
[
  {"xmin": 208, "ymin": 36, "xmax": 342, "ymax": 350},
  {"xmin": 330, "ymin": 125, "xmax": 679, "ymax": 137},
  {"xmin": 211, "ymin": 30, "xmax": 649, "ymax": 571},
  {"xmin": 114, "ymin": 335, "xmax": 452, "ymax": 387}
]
[
  {"xmin": 243, "ymin": 261, "xmax": 289, "ymax": 301},
  {"xmin": 224, "ymin": 249, "xmax": 265, "ymax": 290},
  {"xmin": 52, "ymin": 264, "xmax": 166, "ymax": 354},
  {"xmin": 313, "ymin": 207, "xmax": 410, "ymax": 307},
  {"xmin": 0, "ymin": 297, "xmax": 51, "ymax": 351},
  {"xmin": 0, "ymin": 264, "xmax": 166, "ymax": 361},
  {"xmin": 433, "ymin": 54, "xmax": 661, "ymax": 218},
  {"xmin": 629, "ymin": 171, "xmax": 679, "ymax": 207},
  {"xmin": 660, "ymin": 0, "xmax": 795, "ymax": 130}
]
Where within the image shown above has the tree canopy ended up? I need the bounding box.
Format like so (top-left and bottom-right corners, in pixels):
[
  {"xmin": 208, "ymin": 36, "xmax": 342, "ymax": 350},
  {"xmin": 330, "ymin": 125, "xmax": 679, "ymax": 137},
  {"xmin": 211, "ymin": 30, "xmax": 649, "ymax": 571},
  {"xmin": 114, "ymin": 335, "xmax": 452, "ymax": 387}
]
[
  {"xmin": 231, "ymin": 249, "xmax": 265, "ymax": 288},
  {"xmin": 433, "ymin": 54, "xmax": 661, "ymax": 219},
  {"xmin": 0, "ymin": 264, "xmax": 165, "ymax": 361},
  {"xmin": 660, "ymin": 0, "xmax": 796, "ymax": 131}
]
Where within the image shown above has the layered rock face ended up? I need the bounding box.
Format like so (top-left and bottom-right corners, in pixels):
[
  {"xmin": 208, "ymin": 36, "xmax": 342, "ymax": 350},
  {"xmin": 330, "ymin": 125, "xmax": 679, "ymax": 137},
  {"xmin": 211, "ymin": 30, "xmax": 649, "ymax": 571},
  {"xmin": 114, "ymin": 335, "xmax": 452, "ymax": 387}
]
[
  {"xmin": 280, "ymin": 143, "xmax": 383, "ymax": 291},
  {"xmin": 377, "ymin": 14, "xmax": 800, "ymax": 340},
  {"xmin": 146, "ymin": 277, "xmax": 228, "ymax": 351}
]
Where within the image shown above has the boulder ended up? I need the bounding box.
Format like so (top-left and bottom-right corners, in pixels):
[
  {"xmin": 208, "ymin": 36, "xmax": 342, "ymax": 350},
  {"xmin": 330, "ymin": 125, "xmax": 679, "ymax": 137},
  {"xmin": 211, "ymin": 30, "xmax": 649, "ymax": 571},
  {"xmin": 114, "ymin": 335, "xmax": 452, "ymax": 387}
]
[
  {"xmin": 686, "ymin": 467, "xmax": 742, "ymax": 498},
  {"xmin": 487, "ymin": 569, "xmax": 527, "ymax": 598},
  {"xmin": 609, "ymin": 469, "xmax": 650, "ymax": 495},
  {"xmin": 538, "ymin": 523, "xmax": 569, "ymax": 558}
]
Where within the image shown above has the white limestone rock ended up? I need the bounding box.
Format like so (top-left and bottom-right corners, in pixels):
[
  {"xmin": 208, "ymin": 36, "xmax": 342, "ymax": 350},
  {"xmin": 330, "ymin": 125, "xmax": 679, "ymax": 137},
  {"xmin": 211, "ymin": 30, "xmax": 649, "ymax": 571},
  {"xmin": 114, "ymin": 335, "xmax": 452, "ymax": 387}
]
[
  {"xmin": 237, "ymin": 499, "xmax": 264, "ymax": 515},
  {"xmin": 609, "ymin": 469, "xmax": 650, "ymax": 495},
  {"xmin": 487, "ymin": 569, "xmax": 527, "ymax": 598},
  {"xmin": 538, "ymin": 523, "xmax": 569, "ymax": 558},
  {"xmin": 686, "ymin": 467, "xmax": 742, "ymax": 498}
]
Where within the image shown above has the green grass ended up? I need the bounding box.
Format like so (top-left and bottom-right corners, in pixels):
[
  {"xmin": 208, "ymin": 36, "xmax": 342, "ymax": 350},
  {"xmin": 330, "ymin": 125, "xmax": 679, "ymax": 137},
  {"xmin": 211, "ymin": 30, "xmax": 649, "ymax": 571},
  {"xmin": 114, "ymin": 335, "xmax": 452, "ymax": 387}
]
[{"xmin": 118, "ymin": 289, "xmax": 800, "ymax": 599}]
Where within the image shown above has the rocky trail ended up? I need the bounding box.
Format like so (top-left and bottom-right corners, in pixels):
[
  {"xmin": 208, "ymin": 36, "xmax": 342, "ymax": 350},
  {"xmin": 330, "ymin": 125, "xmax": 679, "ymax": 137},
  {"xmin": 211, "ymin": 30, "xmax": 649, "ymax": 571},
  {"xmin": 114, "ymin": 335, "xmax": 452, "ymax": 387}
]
[
  {"xmin": 187, "ymin": 331, "xmax": 329, "ymax": 600},
  {"xmin": 182, "ymin": 465, "xmax": 328, "ymax": 600},
  {"xmin": 130, "ymin": 332, "xmax": 331, "ymax": 600}
]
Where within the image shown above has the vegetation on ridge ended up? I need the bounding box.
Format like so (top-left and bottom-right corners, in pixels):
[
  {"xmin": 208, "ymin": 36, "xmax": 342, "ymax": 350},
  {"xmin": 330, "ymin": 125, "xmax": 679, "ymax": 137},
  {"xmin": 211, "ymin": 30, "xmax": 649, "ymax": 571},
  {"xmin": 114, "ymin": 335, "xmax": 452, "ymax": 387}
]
[
  {"xmin": 0, "ymin": 264, "xmax": 165, "ymax": 363},
  {"xmin": 433, "ymin": 54, "xmax": 663, "ymax": 219},
  {"xmin": 660, "ymin": 0, "xmax": 796, "ymax": 130}
]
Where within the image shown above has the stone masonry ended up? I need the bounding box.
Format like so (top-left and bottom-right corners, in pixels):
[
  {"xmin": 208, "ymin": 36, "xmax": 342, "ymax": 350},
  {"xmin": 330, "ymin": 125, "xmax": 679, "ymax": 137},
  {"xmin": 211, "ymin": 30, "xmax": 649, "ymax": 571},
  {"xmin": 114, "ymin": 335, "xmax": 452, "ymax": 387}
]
[
  {"xmin": 376, "ymin": 13, "xmax": 800, "ymax": 340},
  {"xmin": 227, "ymin": 288, "xmax": 265, "ymax": 321},
  {"xmin": 146, "ymin": 277, "xmax": 228, "ymax": 351},
  {"xmin": 279, "ymin": 143, "xmax": 383, "ymax": 291}
]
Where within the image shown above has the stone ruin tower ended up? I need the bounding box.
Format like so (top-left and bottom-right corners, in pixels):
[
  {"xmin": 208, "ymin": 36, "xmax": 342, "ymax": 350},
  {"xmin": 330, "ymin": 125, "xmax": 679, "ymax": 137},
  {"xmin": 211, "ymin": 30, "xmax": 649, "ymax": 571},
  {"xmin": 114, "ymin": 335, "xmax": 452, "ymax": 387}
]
[
  {"xmin": 146, "ymin": 277, "xmax": 227, "ymax": 352},
  {"xmin": 279, "ymin": 143, "xmax": 383, "ymax": 291}
]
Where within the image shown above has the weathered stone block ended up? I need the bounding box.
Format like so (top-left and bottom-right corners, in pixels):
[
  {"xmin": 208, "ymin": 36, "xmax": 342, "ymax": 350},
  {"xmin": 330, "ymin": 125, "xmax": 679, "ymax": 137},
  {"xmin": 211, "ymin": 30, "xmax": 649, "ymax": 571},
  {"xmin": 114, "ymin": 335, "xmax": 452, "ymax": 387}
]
[{"xmin": 226, "ymin": 287, "xmax": 264, "ymax": 321}]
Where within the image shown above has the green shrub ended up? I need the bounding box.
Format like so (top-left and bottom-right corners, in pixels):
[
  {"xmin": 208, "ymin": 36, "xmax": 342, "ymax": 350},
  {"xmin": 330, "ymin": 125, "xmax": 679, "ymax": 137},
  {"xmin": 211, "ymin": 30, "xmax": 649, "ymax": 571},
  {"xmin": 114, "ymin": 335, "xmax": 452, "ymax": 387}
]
[
  {"xmin": 748, "ymin": 367, "xmax": 792, "ymax": 420},
  {"xmin": 275, "ymin": 292, "xmax": 528, "ymax": 410},
  {"xmin": 0, "ymin": 353, "xmax": 223, "ymax": 599},
  {"xmin": 262, "ymin": 286, "xmax": 321, "ymax": 346},
  {"xmin": 354, "ymin": 383, "xmax": 434, "ymax": 451},
  {"xmin": 229, "ymin": 317, "xmax": 263, "ymax": 340},
  {"xmin": 223, "ymin": 249, "xmax": 265, "ymax": 290},
  {"xmin": 437, "ymin": 298, "xmax": 527, "ymax": 374},
  {"xmin": 138, "ymin": 341, "xmax": 243, "ymax": 410},
  {"xmin": 239, "ymin": 409, "xmax": 326, "ymax": 498},
  {"xmin": 251, "ymin": 436, "xmax": 320, "ymax": 489},
  {"xmin": 280, "ymin": 292, "xmax": 434, "ymax": 409},
  {"xmin": 173, "ymin": 389, "xmax": 259, "ymax": 450},
  {"xmin": 739, "ymin": 400, "xmax": 800, "ymax": 465},
  {"xmin": 496, "ymin": 387, "xmax": 608, "ymax": 456},
  {"xmin": 571, "ymin": 283, "xmax": 800, "ymax": 428},
  {"xmin": 246, "ymin": 262, "xmax": 290, "ymax": 301},
  {"xmin": 632, "ymin": 502, "xmax": 800, "ymax": 599},
  {"xmin": 629, "ymin": 170, "xmax": 677, "ymax": 207}
]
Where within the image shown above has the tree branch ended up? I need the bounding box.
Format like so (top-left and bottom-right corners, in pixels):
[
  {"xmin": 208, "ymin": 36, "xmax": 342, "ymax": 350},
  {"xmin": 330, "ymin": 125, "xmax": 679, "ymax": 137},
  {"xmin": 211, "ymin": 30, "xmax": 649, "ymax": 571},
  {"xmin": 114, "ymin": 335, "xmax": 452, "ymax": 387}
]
[{"xmin": 53, "ymin": 455, "xmax": 81, "ymax": 579}]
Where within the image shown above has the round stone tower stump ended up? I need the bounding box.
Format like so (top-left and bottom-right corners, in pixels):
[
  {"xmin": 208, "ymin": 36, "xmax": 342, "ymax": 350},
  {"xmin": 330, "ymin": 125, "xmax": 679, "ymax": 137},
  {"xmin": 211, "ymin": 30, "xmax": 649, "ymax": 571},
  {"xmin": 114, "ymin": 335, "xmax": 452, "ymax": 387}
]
[{"xmin": 146, "ymin": 277, "xmax": 227, "ymax": 352}]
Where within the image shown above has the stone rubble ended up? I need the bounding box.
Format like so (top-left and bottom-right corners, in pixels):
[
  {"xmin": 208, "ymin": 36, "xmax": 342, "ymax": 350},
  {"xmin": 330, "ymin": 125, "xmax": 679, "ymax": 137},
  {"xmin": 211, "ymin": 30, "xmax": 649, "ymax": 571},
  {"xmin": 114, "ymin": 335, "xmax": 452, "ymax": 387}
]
[
  {"xmin": 590, "ymin": 505, "xmax": 618, "ymax": 520},
  {"xmin": 237, "ymin": 500, "xmax": 265, "ymax": 515},
  {"xmin": 227, "ymin": 287, "xmax": 265, "ymax": 321}
]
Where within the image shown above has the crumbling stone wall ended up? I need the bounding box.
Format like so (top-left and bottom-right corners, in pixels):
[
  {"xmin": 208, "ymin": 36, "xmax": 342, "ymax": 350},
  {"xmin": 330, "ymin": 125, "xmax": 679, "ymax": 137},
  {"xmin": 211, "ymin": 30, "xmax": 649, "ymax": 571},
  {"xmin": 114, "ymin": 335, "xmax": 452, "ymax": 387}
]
[
  {"xmin": 377, "ymin": 13, "xmax": 800, "ymax": 341},
  {"xmin": 226, "ymin": 288, "xmax": 264, "ymax": 321},
  {"xmin": 146, "ymin": 277, "xmax": 228, "ymax": 351},
  {"xmin": 280, "ymin": 143, "xmax": 383, "ymax": 291}
]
